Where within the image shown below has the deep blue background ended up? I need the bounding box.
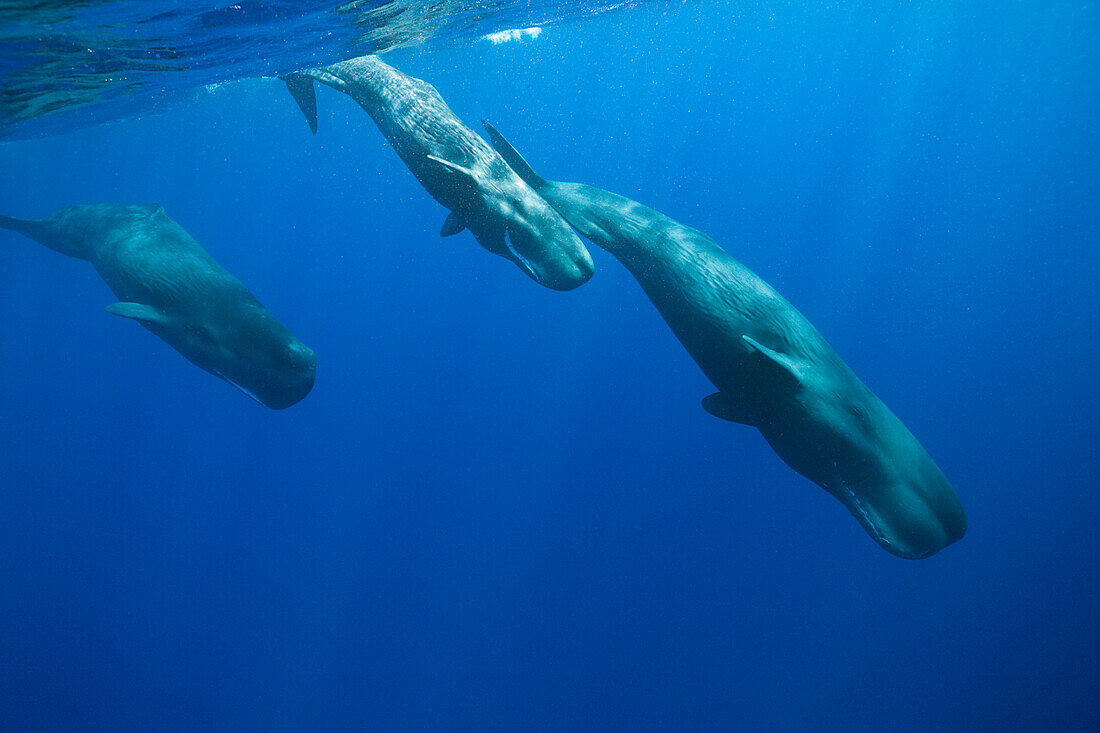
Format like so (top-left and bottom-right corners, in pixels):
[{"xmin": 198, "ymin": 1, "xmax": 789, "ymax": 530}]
[{"xmin": 1, "ymin": 2, "xmax": 1097, "ymax": 730}]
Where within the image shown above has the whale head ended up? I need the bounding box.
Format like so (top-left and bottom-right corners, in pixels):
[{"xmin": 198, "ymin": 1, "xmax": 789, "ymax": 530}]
[
  {"xmin": 793, "ymin": 392, "xmax": 965, "ymax": 560},
  {"xmin": 479, "ymin": 191, "xmax": 595, "ymax": 291},
  {"xmin": 220, "ymin": 334, "xmax": 317, "ymax": 411},
  {"xmin": 743, "ymin": 338, "xmax": 966, "ymax": 559},
  {"xmin": 203, "ymin": 305, "xmax": 318, "ymax": 410},
  {"xmin": 426, "ymin": 153, "xmax": 594, "ymax": 291},
  {"xmin": 108, "ymin": 298, "xmax": 317, "ymax": 410}
]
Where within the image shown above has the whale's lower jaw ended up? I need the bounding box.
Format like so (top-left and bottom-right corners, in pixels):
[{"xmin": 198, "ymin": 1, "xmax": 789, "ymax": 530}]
[
  {"xmin": 828, "ymin": 482, "xmax": 961, "ymax": 559},
  {"xmin": 212, "ymin": 369, "xmax": 266, "ymax": 407},
  {"xmin": 503, "ymin": 229, "xmax": 542, "ymax": 285},
  {"xmin": 834, "ymin": 482, "xmax": 898, "ymax": 553}
]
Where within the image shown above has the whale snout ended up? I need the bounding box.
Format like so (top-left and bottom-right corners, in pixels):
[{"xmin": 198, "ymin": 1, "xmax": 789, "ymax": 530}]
[
  {"xmin": 871, "ymin": 502, "xmax": 967, "ymax": 560},
  {"xmin": 503, "ymin": 224, "xmax": 594, "ymax": 291},
  {"xmin": 529, "ymin": 239, "xmax": 595, "ymax": 291},
  {"xmin": 266, "ymin": 340, "xmax": 317, "ymax": 409},
  {"xmin": 288, "ymin": 340, "xmax": 317, "ymax": 373},
  {"xmin": 229, "ymin": 338, "xmax": 316, "ymax": 410},
  {"xmin": 839, "ymin": 461, "xmax": 967, "ymax": 559}
]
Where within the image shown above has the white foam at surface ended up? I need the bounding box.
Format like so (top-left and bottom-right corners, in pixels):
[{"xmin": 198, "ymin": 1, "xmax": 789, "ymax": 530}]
[{"xmin": 482, "ymin": 27, "xmax": 542, "ymax": 44}]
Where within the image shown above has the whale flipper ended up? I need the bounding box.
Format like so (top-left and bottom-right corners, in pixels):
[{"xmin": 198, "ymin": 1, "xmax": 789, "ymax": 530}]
[
  {"xmin": 481, "ymin": 120, "xmax": 546, "ymax": 189},
  {"xmin": 424, "ymin": 155, "xmax": 485, "ymax": 200},
  {"xmin": 742, "ymin": 335, "xmax": 805, "ymax": 388},
  {"xmin": 105, "ymin": 302, "xmax": 166, "ymax": 325},
  {"xmin": 425, "ymin": 154, "xmax": 479, "ymax": 181},
  {"xmin": 701, "ymin": 392, "xmax": 756, "ymax": 426},
  {"xmin": 282, "ymin": 74, "xmax": 318, "ymax": 134},
  {"xmin": 440, "ymin": 213, "xmax": 466, "ymax": 237}
]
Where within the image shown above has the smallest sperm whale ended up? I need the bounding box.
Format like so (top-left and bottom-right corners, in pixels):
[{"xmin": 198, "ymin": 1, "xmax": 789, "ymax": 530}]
[
  {"xmin": 283, "ymin": 55, "xmax": 594, "ymax": 291},
  {"xmin": 0, "ymin": 204, "xmax": 316, "ymax": 409},
  {"xmin": 485, "ymin": 122, "xmax": 966, "ymax": 558}
]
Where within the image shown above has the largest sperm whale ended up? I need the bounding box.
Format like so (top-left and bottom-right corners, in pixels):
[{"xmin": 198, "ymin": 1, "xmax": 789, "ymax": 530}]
[
  {"xmin": 485, "ymin": 122, "xmax": 966, "ymax": 558},
  {"xmin": 283, "ymin": 55, "xmax": 593, "ymax": 291}
]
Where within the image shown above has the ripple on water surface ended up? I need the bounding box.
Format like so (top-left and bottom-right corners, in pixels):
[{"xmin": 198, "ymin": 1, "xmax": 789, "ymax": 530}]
[{"xmin": 0, "ymin": 0, "xmax": 648, "ymax": 139}]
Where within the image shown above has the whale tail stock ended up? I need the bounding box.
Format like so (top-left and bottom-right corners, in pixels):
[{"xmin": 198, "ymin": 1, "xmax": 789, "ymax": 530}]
[
  {"xmin": 480, "ymin": 120, "xmax": 547, "ymax": 190},
  {"xmin": 282, "ymin": 67, "xmax": 357, "ymax": 135},
  {"xmin": 281, "ymin": 73, "xmax": 318, "ymax": 134},
  {"xmin": 0, "ymin": 214, "xmax": 50, "ymax": 245},
  {"xmin": 0, "ymin": 211, "xmax": 90, "ymax": 260}
]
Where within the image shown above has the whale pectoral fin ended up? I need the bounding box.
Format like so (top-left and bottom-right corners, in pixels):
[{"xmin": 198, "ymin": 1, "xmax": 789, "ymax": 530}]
[
  {"xmin": 742, "ymin": 335, "xmax": 804, "ymax": 388},
  {"xmin": 427, "ymin": 155, "xmax": 484, "ymax": 198},
  {"xmin": 440, "ymin": 212, "xmax": 466, "ymax": 237},
  {"xmin": 481, "ymin": 120, "xmax": 547, "ymax": 189},
  {"xmin": 702, "ymin": 392, "xmax": 756, "ymax": 426},
  {"xmin": 426, "ymin": 155, "xmax": 482, "ymax": 187},
  {"xmin": 281, "ymin": 73, "xmax": 318, "ymax": 134},
  {"xmin": 105, "ymin": 302, "xmax": 165, "ymax": 325}
]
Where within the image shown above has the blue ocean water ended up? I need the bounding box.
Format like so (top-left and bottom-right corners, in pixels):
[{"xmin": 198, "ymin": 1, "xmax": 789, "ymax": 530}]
[{"xmin": 0, "ymin": 1, "xmax": 1097, "ymax": 730}]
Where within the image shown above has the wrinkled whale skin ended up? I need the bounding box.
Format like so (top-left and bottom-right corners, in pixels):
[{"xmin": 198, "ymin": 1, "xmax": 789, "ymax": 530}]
[
  {"xmin": 485, "ymin": 123, "xmax": 966, "ymax": 558},
  {"xmin": 284, "ymin": 56, "xmax": 593, "ymax": 291},
  {"xmin": 0, "ymin": 204, "xmax": 316, "ymax": 409}
]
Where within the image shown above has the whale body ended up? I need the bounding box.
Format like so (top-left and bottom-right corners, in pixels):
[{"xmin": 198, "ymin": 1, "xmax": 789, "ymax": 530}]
[
  {"xmin": 0, "ymin": 204, "xmax": 316, "ymax": 409},
  {"xmin": 485, "ymin": 122, "xmax": 966, "ymax": 558},
  {"xmin": 283, "ymin": 55, "xmax": 594, "ymax": 291}
]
